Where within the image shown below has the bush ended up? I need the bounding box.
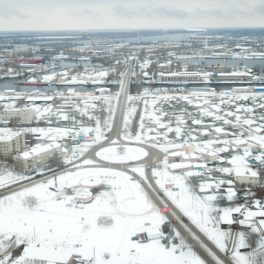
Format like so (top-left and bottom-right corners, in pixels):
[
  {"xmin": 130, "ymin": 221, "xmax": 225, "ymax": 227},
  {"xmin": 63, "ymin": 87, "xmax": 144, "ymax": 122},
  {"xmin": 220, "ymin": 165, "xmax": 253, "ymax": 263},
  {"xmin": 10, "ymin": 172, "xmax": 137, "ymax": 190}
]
[
  {"xmin": 104, "ymin": 252, "xmax": 110, "ymax": 259},
  {"xmin": 166, "ymin": 242, "xmax": 170, "ymax": 249},
  {"xmin": 172, "ymin": 237, "xmax": 178, "ymax": 245}
]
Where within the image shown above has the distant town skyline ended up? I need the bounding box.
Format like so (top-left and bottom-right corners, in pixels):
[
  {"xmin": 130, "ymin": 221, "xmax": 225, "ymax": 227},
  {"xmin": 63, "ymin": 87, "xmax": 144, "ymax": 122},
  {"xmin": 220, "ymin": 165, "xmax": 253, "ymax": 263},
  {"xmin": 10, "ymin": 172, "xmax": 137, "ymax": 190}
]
[{"xmin": 0, "ymin": 0, "xmax": 263, "ymax": 31}]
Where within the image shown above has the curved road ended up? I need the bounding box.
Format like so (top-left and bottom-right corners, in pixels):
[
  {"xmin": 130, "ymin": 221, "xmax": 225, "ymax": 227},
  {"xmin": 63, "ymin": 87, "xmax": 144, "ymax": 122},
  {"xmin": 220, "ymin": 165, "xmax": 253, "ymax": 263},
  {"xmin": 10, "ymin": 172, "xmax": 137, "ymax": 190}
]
[{"xmin": 0, "ymin": 61, "xmax": 234, "ymax": 264}]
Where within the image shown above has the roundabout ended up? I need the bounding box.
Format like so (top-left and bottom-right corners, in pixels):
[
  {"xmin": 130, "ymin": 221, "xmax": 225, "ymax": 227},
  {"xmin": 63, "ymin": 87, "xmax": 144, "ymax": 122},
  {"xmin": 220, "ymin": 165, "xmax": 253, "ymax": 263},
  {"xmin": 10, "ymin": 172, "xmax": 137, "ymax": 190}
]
[{"xmin": 96, "ymin": 145, "xmax": 148, "ymax": 164}]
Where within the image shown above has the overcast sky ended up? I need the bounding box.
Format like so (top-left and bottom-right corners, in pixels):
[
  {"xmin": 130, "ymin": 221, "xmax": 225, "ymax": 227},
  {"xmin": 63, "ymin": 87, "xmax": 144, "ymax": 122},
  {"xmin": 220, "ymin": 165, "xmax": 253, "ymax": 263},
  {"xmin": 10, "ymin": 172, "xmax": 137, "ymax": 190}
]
[{"xmin": 0, "ymin": 0, "xmax": 263, "ymax": 31}]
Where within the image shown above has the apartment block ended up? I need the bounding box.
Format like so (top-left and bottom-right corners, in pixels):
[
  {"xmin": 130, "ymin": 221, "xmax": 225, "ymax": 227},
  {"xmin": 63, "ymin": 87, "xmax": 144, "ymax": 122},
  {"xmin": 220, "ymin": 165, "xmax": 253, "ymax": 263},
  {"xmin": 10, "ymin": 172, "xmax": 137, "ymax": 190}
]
[
  {"xmin": 0, "ymin": 131, "xmax": 25, "ymax": 159},
  {"xmin": 1, "ymin": 108, "xmax": 36, "ymax": 125},
  {"xmin": 14, "ymin": 141, "xmax": 62, "ymax": 173}
]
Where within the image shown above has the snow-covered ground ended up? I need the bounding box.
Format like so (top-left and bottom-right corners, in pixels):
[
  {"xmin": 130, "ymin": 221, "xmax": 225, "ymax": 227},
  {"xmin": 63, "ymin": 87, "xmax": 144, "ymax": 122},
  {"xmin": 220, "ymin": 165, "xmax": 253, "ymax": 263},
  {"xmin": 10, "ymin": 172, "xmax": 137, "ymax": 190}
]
[{"xmin": 1, "ymin": 168, "xmax": 203, "ymax": 264}]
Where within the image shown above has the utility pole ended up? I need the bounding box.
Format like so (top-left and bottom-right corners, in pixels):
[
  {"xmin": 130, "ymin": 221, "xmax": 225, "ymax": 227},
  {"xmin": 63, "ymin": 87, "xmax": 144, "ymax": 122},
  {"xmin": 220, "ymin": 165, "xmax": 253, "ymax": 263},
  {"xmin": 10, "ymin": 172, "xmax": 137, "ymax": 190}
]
[{"xmin": 55, "ymin": 175, "xmax": 57, "ymax": 188}]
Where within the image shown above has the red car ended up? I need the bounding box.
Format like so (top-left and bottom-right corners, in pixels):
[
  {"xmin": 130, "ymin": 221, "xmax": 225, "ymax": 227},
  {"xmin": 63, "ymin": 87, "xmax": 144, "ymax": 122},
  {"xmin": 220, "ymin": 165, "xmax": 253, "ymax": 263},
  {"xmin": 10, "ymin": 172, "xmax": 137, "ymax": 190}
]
[{"xmin": 172, "ymin": 218, "xmax": 177, "ymax": 223}]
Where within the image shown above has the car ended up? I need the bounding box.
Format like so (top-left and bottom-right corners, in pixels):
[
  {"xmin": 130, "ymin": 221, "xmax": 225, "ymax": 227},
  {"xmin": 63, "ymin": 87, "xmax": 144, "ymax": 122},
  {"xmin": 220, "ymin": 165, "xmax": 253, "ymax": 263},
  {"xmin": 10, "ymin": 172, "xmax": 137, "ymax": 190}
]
[
  {"xmin": 182, "ymin": 216, "xmax": 189, "ymax": 222},
  {"xmin": 147, "ymin": 166, "xmax": 151, "ymax": 170},
  {"xmin": 50, "ymin": 187, "xmax": 59, "ymax": 192},
  {"xmin": 144, "ymin": 223, "xmax": 151, "ymax": 226},
  {"xmin": 75, "ymin": 204, "xmax": 84, "ymax": 209},
  {"xmin": 139, "ymin": 179, "xmax": 143, "ymax": 183},
  {"xmin": 158, "ymin": 192, "xmax": 164, "ymax": 197},
  {"xmin": 35, "ymin": 173, "xmax": 43, "ymax": 178},
  {"xmin": 66, "ymin": 204, "xmax": 73, "ymax": 207},
  {"xmin": 131, "ymin": 236, "xmax": 139, "ymax": 241},
  {"xmin": 172, "ymin": 218, "xmax": 177, "ymax": 223},
  {"xmin": 129, "ymin": 161, "xmax": 134, "ymax": 164},
  {"xmin": 138, "ymin": 239, "xmax": 149, "ymax": 243},
  {"xmin": 130, "ymin": 143, "xmax": 134, "ymax": 145}
]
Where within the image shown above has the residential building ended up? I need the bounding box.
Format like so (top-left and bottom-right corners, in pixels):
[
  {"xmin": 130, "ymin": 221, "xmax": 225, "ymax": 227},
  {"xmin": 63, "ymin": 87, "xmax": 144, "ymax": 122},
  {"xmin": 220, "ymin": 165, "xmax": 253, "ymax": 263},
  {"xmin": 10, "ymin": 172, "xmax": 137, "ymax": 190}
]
[
  {"xmin": 180, "ymin": 152, "xmax": 198, "ymax": 163},
  {"xmin": 0, "ymin": 131, "xmax": 25, "ymax": 159},
  {"xmin": 200, "ymin": 148, "xmax": 218, "ymax": 162},
  {"xmin": 233, "ymin": 167, "xmax": 259, "ymax": 186},
  {"xmin": 0, "ymin": 108, "xmax": 36, "ymax": 125},
  {"xmin": 22, "ymin": 246, "xmax": 74, "ymax": 264},
  {"xmin": 13, "ymin": 141, "xmax": 62, "ymax": 173}
]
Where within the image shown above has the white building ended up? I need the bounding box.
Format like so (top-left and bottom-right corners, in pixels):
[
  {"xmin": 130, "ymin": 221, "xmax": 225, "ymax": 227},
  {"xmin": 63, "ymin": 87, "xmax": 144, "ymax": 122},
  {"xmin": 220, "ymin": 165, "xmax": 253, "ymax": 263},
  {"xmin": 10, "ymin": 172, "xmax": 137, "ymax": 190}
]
[
  {"xmin": 14, "ymin": 141, "xmax": 62, "ymax": 173},
  {"xmin": 233, "ymin": 167, "xmax": 259, "ymax": 186},
  {"xmin": 1, "ymin": 108, "xmax": 36, "ymax": 125},
  {"xmin": 156, "ymin": 72, "xmax": 202, "ymax": 82},
  {"xmin": 22, "ymin": 246, "xmax": 73, "ymax": 264},
  {"xmin": 0, "ymin": 131, "xmax": 25, "ymax": 159}
]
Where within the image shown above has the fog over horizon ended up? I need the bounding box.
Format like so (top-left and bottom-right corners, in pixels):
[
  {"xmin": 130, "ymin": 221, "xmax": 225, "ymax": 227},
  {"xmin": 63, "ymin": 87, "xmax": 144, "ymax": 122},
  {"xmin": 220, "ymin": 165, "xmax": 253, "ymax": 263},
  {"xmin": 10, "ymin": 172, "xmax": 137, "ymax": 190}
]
[{"xmin": 0, "ymin": 0, "xmax": 263, "ymax": 31}]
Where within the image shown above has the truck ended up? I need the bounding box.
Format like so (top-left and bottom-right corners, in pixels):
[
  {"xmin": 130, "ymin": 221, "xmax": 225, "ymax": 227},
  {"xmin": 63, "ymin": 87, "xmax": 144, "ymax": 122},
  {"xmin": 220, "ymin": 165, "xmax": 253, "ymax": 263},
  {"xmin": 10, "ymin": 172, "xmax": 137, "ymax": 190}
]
[{"xmin": 146, "ymin": 230, "xmax": 162, "ymax": 240}]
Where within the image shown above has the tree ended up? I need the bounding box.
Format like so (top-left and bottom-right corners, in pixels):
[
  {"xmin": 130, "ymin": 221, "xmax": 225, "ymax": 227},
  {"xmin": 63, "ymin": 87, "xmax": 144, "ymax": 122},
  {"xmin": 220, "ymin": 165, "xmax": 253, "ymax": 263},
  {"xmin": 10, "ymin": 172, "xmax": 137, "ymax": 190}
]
[
  {"xmin": 22, "ymin": 195, "xmax": 38, "ymax": 209},
  {"xmin": 255, "ymin": 187, "xmax": 264, "ymax": 199},
  {"xmin": 255, "ymin": 251, "xmax": 264, "ymax": 264},
  {"xmin": 245, "ymin": 231, "xmax": 260, "ymax": 250},
  {"xmin": 172, "ymin": 236, "xmax": 178, "ymax": 245},
  {"xmin": 166, "ymin": 241, "xmax": 170, "ymax": 249},
  {"xmin": 161, "ymin": 222, "xmax": 171, "ymax": 234},
  {"xmin": 179, "ymin": 235, "xmax": 190, "ymax": 252}
]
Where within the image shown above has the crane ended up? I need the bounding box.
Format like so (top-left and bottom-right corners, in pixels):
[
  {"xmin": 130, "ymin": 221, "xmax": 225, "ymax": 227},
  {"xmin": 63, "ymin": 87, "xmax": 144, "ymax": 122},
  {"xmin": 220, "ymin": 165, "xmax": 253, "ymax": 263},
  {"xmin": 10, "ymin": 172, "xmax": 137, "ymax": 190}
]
[{"xmin": 211, "ymin": 54, "xmax": 226, "ymax": 81}]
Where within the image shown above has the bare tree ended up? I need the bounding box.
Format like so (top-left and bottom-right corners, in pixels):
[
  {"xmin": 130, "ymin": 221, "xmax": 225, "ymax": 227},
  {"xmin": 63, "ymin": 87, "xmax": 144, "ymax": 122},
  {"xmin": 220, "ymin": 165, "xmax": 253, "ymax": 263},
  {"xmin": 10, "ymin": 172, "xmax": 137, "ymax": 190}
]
[
  {"xmin": 178, "ymin": 235, "xmax": 190, "ymax": 252},
  {"xmin": 22, "ymin": 195, "xmax": 38, "ymax": 209},
  {"xmin": 245, "ymin": 231, "xmax": 260, "ymax": 250},
  {"xmin": 255, "ymin": 251, "xmax": 264, "ymax": 264},
  {"xmin": 98, "ymin": 216, "xmax": 113, "ymax": 226}
]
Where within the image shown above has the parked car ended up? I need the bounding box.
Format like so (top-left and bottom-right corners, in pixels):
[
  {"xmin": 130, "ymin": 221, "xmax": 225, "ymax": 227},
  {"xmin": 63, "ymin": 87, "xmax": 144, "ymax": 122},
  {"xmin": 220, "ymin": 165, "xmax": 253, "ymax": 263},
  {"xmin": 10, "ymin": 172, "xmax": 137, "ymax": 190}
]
[
  {"xmin": 73, "ymin": 153, "xmax": 79, "ymax": 158},
  {"xmin": 158, "ymin": 192, "xmax": 164, "ymax": 197},
  {"xmin": 147, "ymin": 166, "xmax": 151, "ymax": 170},
  {"xmin": 50, "ymin": 187, "xmax": 59, "ymax": 192},
  {"xmin": 131, "ymin": 236, "xmax": 139, "ymax": 241},
  {"xmin": 172, "ymin": 218, "xmax": 177, "ymax": 223},
  {"xmin": 66, "ymin": 204, "xmax": 73, "ymax": 207},
  {"xmin": 75, "ymin": 204, "xmax": 84, "ymax": 209},
  {"xmin": 139, "ymin": 178, "xmax": 143, "ymax": 183},
  {"xmin": 182, "ymin": 216, "xmax": 189, "ymax": 223}
]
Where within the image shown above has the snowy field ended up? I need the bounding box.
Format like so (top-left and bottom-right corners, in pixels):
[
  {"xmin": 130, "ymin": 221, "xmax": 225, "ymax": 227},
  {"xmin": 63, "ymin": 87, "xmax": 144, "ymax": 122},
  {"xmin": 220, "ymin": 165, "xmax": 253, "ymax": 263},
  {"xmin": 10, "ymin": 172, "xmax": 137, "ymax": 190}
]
[
  {"xmin": 1, "ymin": 168, "xmax": 203, "ymax": 264},
  {"xmin": 96, "ymin": 145, "xmax": 148, "ymax": 163}
]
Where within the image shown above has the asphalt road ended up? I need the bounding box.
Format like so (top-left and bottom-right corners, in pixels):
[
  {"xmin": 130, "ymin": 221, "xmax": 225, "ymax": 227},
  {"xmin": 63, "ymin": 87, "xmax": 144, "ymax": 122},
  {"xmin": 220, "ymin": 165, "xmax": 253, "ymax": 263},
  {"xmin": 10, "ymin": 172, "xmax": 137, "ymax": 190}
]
[{"xmin": 0, "ymin": 62, "xmax": 234, "ymax": 264}]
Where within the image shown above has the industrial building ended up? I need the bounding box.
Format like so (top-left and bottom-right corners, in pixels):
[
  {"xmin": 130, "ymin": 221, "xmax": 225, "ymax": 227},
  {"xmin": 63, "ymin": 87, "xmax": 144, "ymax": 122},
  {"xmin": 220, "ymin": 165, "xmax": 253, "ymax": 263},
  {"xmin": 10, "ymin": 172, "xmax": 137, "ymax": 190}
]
[
  {"xmin": 156, "ymin": 72, "xmax": 203, "ymax": 82},
  {"xmin": 216, "ymin": 73, "xmax": 253, "ymax": 82}
]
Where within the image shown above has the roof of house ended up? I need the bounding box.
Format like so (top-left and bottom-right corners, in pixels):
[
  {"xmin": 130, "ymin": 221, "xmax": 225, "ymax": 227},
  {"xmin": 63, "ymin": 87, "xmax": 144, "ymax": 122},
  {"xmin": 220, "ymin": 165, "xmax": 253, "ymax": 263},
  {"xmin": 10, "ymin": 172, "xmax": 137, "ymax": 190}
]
[
  {"xmin": 220, "ymin": 211, "xmax": 234, "ymax": 225},
  {"xmin": 20, "ymin": 141, "xmax": 61, "ymax": 159},
  {"xmin": 233, "ymin": 167, "xmax": 259, "ymax": 178},
  {"xmin": 22, "ymin": 246, "xmax": 73, "ymax": 264}
]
